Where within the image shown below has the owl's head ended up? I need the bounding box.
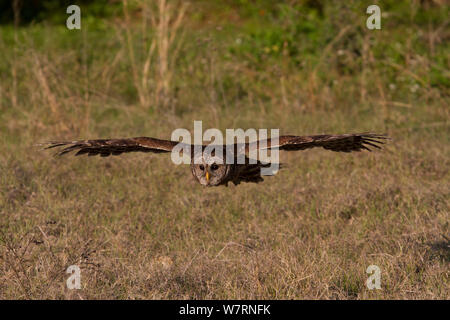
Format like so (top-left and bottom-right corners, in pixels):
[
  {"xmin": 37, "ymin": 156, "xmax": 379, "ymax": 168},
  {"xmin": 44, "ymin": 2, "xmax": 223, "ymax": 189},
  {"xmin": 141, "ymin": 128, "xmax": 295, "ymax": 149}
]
[{"xmin": 191, "ymin": 152, "xmax": 231, "ymax": 187}]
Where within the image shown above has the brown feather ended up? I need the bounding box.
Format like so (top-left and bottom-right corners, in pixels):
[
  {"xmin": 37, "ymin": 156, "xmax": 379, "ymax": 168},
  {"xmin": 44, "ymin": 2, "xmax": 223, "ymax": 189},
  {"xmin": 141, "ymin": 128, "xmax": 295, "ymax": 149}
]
[
  {"xmin": 41, "ymin": 137, "xmax": 178, "ymax": 157},
  {"xmin": 246, "ymin": 133, "xmax": 388, "ymax": 153}
]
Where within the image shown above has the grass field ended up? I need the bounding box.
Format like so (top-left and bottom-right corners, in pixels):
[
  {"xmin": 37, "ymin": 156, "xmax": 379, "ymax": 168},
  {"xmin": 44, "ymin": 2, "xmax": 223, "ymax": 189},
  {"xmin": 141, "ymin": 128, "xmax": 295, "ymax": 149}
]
[{"xmin": 0, "ymin": 0, "xmax": 448, "ymax": 299}]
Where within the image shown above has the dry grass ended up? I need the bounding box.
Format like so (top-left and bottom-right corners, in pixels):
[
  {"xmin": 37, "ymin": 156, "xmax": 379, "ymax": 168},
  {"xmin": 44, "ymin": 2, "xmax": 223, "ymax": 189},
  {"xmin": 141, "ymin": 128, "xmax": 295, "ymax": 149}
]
[
  {"xmin": 0, "ymin": 0, "xmax": 448, "ymax": 299},
  {"xmin": 121, "ymin": 0, "xmax": 188, "ymax": 110}
]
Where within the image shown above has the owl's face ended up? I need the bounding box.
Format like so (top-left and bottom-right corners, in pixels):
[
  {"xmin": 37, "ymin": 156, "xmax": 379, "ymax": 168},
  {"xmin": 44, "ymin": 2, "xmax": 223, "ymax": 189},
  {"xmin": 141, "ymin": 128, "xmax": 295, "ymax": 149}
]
[{"xmin": 191, "ymin": 153, "xmax": 231, "ymax": 186}]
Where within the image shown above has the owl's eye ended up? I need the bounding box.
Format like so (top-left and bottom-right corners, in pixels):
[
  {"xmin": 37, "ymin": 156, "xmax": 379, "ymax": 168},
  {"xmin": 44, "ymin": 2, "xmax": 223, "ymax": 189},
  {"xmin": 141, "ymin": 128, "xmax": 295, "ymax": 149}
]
[
  {"xmin": 199, "ymin": 165, "xmax": 205, "ymax": 171},
  {"xmin": 211, "ymin": 164, "xmax": 219, "ymax": 171}
]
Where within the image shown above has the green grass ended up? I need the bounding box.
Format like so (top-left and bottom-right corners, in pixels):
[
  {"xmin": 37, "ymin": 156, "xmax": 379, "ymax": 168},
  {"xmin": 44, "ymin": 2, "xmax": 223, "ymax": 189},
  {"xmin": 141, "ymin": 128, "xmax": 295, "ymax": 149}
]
[{"xmin": 0, "ymin": 0, "xmax": 449, "ymax": 299}]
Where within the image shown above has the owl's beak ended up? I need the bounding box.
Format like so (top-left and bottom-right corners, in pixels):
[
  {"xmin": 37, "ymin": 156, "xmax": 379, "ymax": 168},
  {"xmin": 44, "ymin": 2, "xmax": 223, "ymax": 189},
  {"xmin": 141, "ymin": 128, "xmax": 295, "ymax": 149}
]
[{"xmin": 205, "ymin": 171, "xmax": 210, "ymax": 182}]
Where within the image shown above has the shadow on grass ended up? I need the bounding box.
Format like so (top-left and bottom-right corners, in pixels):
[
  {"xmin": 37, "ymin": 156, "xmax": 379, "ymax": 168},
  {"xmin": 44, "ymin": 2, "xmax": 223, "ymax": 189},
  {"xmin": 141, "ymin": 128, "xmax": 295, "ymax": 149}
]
[{"xmin": 428, "ymin": 238, "xmax": 450, "ymax": 263}]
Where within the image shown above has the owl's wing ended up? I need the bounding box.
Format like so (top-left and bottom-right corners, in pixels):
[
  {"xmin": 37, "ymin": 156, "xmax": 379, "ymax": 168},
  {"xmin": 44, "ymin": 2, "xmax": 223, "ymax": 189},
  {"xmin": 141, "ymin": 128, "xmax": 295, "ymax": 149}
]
[
  {"xmin": 246, "ymin": 133, "xmax": 388, "ymax": 153},
  {"xmin": 40, "ymin": 137, "xmax": 179, "ymax": 157}
]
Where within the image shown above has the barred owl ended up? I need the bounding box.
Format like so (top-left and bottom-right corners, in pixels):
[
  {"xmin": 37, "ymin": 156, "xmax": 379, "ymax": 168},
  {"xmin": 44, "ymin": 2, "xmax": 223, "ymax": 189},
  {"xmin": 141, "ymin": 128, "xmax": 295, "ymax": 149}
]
[{"xmin": 42, "ymin": 133, "xmax": 388, "ymax": 187}]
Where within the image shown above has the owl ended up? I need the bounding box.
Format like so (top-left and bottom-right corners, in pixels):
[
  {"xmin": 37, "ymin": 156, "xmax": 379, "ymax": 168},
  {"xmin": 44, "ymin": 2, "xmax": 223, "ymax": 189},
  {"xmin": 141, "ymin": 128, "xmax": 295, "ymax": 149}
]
[{"xmin": 41, "ymin": 133, "xmax": 387, "ymax": 187}]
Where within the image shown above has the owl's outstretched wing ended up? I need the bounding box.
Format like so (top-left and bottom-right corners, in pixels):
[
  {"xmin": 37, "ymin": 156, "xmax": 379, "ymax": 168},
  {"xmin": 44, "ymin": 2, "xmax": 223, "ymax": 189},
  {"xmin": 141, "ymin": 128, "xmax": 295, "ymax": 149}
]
[
  {"xmin": 40, "ymin": 137, "xmax": 179, "ymax": 157},
  {"xmin": 246, "ymin": 133, "xmax": 388, "ymax": 153},
  {"xmin": 41, "ymin": 133, "xmax": 388, "ymax": 157}
]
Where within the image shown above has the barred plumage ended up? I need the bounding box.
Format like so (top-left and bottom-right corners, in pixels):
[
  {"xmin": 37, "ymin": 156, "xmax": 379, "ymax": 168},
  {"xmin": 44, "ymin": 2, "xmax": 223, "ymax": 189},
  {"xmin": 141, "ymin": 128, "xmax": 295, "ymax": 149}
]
[{"xmin": 40, "ymin": 132, "xmax": 388, "ymax": 187}]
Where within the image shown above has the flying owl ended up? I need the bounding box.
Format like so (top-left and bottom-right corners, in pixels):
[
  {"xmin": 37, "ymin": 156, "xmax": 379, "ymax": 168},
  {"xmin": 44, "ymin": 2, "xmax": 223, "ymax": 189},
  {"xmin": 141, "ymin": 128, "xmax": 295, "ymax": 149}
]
[{"xmin": 42, "ymin": 133, "xmax": 388, "ymax": 187}]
